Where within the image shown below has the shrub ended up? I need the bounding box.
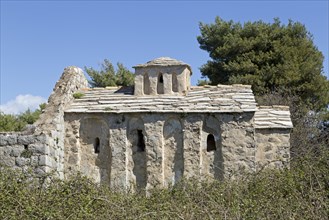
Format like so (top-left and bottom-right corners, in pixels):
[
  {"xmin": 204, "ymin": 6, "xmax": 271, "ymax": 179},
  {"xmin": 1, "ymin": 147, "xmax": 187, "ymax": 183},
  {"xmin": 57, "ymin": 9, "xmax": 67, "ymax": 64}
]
[
  {"xmin": 0, "ymin": 147, "xmax": 328, "ymax": 219},
  {"xmin": 73, "ymin": 92, "xmax": 85, "ymax": 99}
]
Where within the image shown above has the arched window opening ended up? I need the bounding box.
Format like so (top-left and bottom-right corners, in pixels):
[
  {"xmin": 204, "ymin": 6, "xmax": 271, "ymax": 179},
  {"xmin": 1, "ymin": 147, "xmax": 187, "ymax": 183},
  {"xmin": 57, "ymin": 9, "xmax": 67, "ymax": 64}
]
[
  {"xmin": 207, "ymin": 134, "xmax": 216, "ymax": 152},
  {"xmin": 94, "ymin": 137, "xmax": 100, "ymax": 154},
  {"xmin": 143, "ymin": 73, "xmax": 150, "ymax": 95},
  {"xmin": 137, "ymin": 130, "xmax": 145, "ymax": 152},
  {"xmin": 157, "ymin": 73, "xmax": 164, "ymax": 94},
  {"xmin": 172, "ymin": 73, "xmax": 178, "ymax": 92}
]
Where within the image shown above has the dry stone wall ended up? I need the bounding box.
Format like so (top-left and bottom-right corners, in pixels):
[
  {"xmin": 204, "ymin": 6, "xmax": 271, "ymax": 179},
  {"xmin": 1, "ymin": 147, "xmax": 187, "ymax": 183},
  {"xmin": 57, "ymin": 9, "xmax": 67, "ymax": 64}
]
[
  {"xmin": 0, "ymin": 132, "xmax": 56, "ymax": 175},
  {"xmin": 0, "ymin": 67, "xmax": 88, "ymax": 178}
]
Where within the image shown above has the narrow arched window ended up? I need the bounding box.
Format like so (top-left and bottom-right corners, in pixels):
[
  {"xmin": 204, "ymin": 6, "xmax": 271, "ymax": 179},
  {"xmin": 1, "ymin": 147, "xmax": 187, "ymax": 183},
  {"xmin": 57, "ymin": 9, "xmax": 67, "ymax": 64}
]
[
  {"xmin": 94, "ymin": 137, "xmax": 100, "ymax": 153},
  {"xmin": 207, "ymin": 134, "xmax": 216, "ymax": 152},
  {"xmin": 143, "ymin": 73, "xmax": 150, "ymax": 95},
  {"xmin": 137, "ymin": 130, "xmax": 145, "ymax": 152},
  {"xmin": 157, "ymin": 73, "xmax": 164, "ymax": 94},
  {"xmin": 172, "ymin": 73, "xmax": 178, "ymax": 92}
]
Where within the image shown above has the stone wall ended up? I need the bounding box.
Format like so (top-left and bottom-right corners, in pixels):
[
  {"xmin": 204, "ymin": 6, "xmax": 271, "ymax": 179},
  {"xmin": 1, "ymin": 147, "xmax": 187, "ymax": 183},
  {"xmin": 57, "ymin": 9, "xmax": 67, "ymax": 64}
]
[
  {"xmin": 255, "ymin": 128, "xmax": 290, "ymax": 170},
  {"xmin": 0, "ymin": 62, "xmax": 292, "ymax": 190},
  {"xmin": 219, "ymin": 113, "xmax": 255, "ymax": 178},
  {"xmin": 0, "ymin": 67, "xmax": 88, "ymax": 178},
  {"xmin": 64, "ymin": 112, "xmax": 256, "ymax": 190},
  {"xmin": 0, "ymin": 132, "xmax": 56, "ymax": 175},
  {"xmin": 134, "ymin": 66, "xmax": 191, "ymax": 96},
  {"xmin": 33, "ymin": 66, "xmax": 88, "ymax": 178}
]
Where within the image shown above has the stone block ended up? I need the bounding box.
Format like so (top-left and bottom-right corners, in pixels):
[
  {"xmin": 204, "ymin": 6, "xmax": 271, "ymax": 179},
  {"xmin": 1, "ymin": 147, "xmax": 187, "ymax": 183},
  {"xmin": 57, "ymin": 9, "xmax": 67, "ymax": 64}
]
[
  {"xmin": 35, "ymin": 166, "xmax": 52, "ymax": 175},
  {"xmin": 0, "ymin": 155, "xmax": 15, "ymax": 166},
  {"xmin": 49, "ymin": 147, "xmax": 56, "ymax": 157},
  {"xmin": 0, "ymin": 147, "xmax": 12, "ymax": 156},
  {"xmin": 36, "ymin": 135, "xmax": 48, "ymax": 143},
  {"xmin": 58, "ymin": 171, "xmax": 64, "ymax": 179},
  {"xmin": 17, "ymin": 135, "xmax": 36, "ymax": 145},
  {"xmin": 58, "ymin": 150, "xmax": 64, "ymax": 159},
  {"xmin": 31, "ymin": 156, "xmax": 39, "ymax": 166},
  {"xmin": 29, "ymin": 144, "xmax": 49, "ymax": 155},
  {"xmin": 39, "ymin": 155, "xmax": 55, "ymax": 167},
  {"xmin": 0, "ymin": 136, "xmax": 7, "ymax": 146},
  {"xmin": 58, "ymin": 162, "xmax": 64, "ymax": 172},
  {"xmin": 16, "ymin": 157, "xmax": 31, "ymax": 167},
  {"xmin": 68, "ymin": 154, "xmax": 78, "ymax": 164},
  {"xmin": 10, "ymin": 145, "xmax": 25, "ymax": 157},
  {"xmin": 6, "ymin": 135, "xmax": 17, "ymax": 145}
]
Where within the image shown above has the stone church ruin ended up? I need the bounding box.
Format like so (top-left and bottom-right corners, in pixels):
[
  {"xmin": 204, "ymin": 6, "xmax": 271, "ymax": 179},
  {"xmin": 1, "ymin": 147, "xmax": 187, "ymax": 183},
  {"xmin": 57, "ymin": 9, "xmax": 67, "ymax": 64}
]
[{"xmin": 0, "ymin": 57, "xmax": 293, "ymax": 191}]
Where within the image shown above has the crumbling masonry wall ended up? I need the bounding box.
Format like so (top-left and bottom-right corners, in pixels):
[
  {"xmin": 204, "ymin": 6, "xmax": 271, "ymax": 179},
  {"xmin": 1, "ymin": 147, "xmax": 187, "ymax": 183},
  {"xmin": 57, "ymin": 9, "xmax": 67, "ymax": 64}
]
[
  {"xmin": 64, "ymin": 112, "xmax": 259, "ymax": 190},
  {"xmin": 0, "ymin": 67, "xmax": 88, "ymax": 177},
  {"xmin": 0, "ymin": 133, "xmax": 54, "ymax": 174}
]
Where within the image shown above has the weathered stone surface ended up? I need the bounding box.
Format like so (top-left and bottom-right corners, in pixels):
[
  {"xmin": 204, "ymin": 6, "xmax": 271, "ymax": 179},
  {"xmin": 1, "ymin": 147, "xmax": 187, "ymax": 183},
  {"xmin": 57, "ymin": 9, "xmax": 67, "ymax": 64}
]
[
  {"xmin": 29, "ymin": 144, "xmax": 49, "ymax": 154},
  {"xmin": 0, "ymin": 58, "xmax": 292, "ymax": 191},
  {"xmin": 65, "ymin": 84, "xmax": 258, "ymax": 113},
  {"xmin": 39, "ymin": 155, "xmax": 56, "ymax": 168},
  {"xmin": 0, "ymin": 154, "xmax": 15, "ymax": 166},
  {"xmin": 255, "ymin": 128, "xmax": 290, "ymax": 170},
  {"xmin": 16, "ymin": 157, "xmax": 31, "ymax": 167},
  {"xmin": 0, "ymin": 136, "xmax": 7, "ymax": 146},
  {"xmin": 0, "ymin": 146, "xmax": 12, "ymax": 156},
  {"xmin": 3, "ymin": 135, "xmax": 17, "ymax": 145},
  {"xmin": 17, "ymin": 135, "xmax": 36, "ymax": 145},
  {"xmin": 109, "ymin": 115, "xmax": 127, "ymax": 189},
  {"xmin": 10, "ymin": 145, "xmax": 25, "ymax": 157},
  {"xmin": 183, "ymin": 115, "xmax": 202, "ymax": 179},
  {"xmin": 255, "ymin": 106, "xmax": 293, "ymax": 129}
]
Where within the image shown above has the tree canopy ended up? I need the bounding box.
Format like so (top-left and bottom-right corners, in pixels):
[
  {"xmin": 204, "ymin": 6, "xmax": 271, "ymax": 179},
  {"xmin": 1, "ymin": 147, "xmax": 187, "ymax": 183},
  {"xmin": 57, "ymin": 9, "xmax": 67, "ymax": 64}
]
[
  {"xmin": 197, "ymin": 17, "xmax": 329, "ymax": 111},
  {"xmin": 0, "ymin": 103, "xmax": 46, "ymax": 132},
  {"xmin": 85, "ymin": 59, "xmax": 134, "ymax": 88}
]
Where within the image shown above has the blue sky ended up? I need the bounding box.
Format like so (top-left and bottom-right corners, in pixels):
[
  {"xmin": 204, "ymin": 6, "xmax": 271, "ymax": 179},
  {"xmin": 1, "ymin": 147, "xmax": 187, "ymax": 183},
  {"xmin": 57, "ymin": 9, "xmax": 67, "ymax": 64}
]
[{"xmin": 1, "ymin": 0, "xmax": 328, "ymax": 114}]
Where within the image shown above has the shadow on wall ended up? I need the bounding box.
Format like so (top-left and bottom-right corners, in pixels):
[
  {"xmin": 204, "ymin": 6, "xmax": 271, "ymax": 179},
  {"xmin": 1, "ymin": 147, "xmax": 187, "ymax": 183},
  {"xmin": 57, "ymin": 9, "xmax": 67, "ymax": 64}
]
[
  {"xmin": 203, "ymin": 115, "xmax": 224, "ymax": 180},
  {"xmin": 127, "ymin": 117, "xmax": 147, "ymax": 190},
  {"xmin": 79, "ymin": 117, "xmax": 111, "ymax": 185},
  {"xmin": 163, "ymin": 118, "xmax": 184, "ymax": 186}
]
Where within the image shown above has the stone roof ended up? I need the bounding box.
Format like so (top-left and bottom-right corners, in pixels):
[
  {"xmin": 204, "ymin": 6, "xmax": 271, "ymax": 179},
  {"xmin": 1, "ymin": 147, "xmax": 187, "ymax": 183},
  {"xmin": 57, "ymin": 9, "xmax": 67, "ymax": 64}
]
[
  {"xmin": 254, "ymin": 106, "xmax": 293, "ymax": 129},
  {"xmin": 133, "ymin": 57, "xmax": 192, "ymax": 73},
  {"xmin": 65, "ymin": 84, "xmax": 257, "ymax": 113}
]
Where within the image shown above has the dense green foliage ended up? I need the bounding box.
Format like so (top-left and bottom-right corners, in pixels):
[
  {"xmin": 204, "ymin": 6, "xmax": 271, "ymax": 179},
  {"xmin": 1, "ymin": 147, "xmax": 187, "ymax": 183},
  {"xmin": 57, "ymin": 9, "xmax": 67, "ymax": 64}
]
[
  {"xmin": 0, "ymin": 103, "xmax": 46, "ymax": 132},
  {"xmin": 198, "ymin": 17, "xmax": 329, "ymax": 111},
  {"xmin": 85, "ymin": 59, "xmax": 134, "ymax": 87},
  {"xmin": 1, "ymin": 146, "xmax": 328, "ymax": 219}
]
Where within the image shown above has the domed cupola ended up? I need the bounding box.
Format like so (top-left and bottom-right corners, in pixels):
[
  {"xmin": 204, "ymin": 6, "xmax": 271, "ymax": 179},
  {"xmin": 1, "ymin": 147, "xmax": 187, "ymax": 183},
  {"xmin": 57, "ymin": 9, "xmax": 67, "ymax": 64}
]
[{"xmin": 133, "ymin": 57, "xmax": 192, "ymax": 96}]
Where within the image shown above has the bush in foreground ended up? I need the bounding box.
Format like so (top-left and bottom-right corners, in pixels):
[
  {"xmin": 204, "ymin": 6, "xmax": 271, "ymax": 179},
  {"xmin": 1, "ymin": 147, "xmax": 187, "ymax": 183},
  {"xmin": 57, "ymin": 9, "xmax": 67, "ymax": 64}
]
[{"xmin": 1, "ymin": 148, "xmax": 328, "ymax": 219}]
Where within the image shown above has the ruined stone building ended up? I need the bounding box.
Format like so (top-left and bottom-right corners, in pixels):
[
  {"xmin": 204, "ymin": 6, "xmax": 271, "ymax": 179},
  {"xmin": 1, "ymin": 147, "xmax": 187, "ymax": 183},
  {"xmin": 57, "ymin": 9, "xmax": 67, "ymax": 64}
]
[{"xmin": 0, "ymin": 57, "xmax": 293, "ymax": 191}]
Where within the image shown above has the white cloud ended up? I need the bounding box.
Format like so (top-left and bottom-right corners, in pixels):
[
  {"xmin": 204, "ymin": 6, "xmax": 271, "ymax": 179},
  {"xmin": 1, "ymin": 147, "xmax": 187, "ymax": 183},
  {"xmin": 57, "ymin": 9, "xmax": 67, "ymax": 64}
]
[{"xmin": 0, "ymin": 94, "xmax": 47, "ymax": 115}]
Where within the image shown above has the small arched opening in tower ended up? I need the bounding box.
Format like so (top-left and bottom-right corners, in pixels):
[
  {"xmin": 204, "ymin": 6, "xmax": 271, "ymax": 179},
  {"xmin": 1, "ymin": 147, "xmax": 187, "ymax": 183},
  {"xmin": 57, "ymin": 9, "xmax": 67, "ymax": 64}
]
[
  {"xmin": 94, "ymin": 137, "xmax": 100, "ymax": 154},
  {"xmin": 157, "ymin": 73, "xmax": 164, "ymax": 94},
  {"xmin": 206, "ymin": 134, "xmax": 216, "ymax": 152}
]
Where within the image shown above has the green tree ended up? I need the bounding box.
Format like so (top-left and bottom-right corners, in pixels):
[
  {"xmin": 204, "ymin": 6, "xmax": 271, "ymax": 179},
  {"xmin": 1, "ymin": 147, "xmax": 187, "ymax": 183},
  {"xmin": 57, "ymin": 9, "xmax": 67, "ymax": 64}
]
[
  {"xmin": 0, "ymin": 113, "xmax": 25, "ymax": 132},
  {"xmin": 0, "ymin": 103, "xmax": 46, "ymax": 132},
  {"xmin": 197, "ymin": 17, "xmax": 329, "ymax": 111},
  {"xmin": 85, "ymin": 59, "xmax": 134, "ymax": 87}
]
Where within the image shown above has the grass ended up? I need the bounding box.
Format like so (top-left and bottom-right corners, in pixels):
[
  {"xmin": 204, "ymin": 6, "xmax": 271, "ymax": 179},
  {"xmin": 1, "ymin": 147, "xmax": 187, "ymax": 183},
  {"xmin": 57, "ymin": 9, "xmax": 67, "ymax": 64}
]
[{"xmin": 73, "ymin": 92, "xmax": 85, "ymax": 99}]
